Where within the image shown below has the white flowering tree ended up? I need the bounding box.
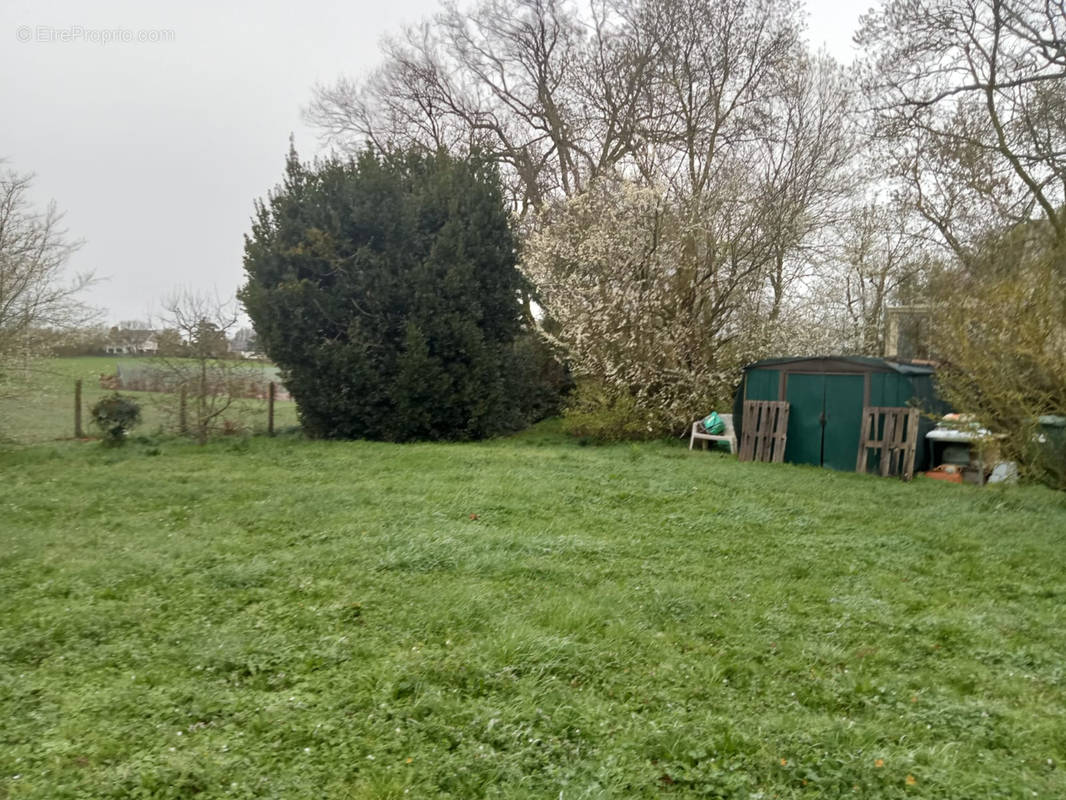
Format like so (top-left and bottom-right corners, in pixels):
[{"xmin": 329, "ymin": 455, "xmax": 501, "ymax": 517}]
[{"xmin": 523, "ymin": 179, "xmax": 777, "ymax": 435}]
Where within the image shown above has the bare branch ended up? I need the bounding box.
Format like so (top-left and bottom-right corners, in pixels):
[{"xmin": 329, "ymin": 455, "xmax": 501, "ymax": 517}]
[{"xmin": 0, "ymin": 166, "xmax": 98, "ymax": 366}]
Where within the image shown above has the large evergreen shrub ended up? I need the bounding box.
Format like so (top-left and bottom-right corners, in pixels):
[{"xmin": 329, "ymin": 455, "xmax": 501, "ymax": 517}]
[{"xmin": 241, "ymin": 147, "xmax": 541, "ymax": 440}]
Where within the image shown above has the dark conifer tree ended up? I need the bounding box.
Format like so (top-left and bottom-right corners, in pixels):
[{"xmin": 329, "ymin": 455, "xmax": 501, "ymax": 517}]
[{"xmin": 241, "ymin": 146, "xmax": 532, "ymax": 440}]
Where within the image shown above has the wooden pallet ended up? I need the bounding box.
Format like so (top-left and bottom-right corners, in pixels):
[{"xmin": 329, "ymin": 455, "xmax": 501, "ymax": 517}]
[
  {"xmin": 738, "ymin": 400, "xmax": 790, "ymax": 463},
  {"xmin": 856, "ymin": 406, "xmax": 920, "ymax": 481}
]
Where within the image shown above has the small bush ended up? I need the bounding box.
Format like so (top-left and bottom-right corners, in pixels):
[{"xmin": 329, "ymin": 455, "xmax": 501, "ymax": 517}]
[
  {"xmin": 561, "ymin": 382, "xmax": 665, "ymax": 442},
  {"xmin": 90, "ymin": 393, "xmax": 141, "ymax": 446}
]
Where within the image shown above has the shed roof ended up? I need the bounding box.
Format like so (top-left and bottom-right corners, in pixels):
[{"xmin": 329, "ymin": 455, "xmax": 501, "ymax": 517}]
[{"xmin": 743, "ymin": 355, "xmax": 936, "ymax": 377}]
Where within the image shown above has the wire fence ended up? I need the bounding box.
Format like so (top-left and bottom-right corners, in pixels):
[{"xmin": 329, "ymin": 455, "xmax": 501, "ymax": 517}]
[{"xmin": 106, "ymin": 363, "xmax": 291, "ymax": 400}]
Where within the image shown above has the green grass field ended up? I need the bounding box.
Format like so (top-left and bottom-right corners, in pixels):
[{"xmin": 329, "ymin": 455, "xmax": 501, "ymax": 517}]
[
  {"xmin": 2, "ymin": 411, "xmax": 1065, "ymax": 799},
  {"xmin": 0, "ymin": 357, "xmax": 298, "ymax": 444}
]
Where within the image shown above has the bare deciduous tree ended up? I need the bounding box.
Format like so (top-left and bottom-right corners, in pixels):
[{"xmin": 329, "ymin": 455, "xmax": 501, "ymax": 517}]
[
  {"xmin": 0, "ymin": 166, "xmax": 95, "ymax": 368},
  {"xmin": 833, "ymin": 203, "xmax": 932, "ymax": 356},
  {"xmin": 858, "ymin": 0, "xmax": 1066, "ymax": 257},
  {"xmin": 757, "ymin": 54, "xmax": 861, "ymax": 321},
  {"xmin": 308, "ymin": 0, "xmax": 610, "ymax": 212},
  {"xmin": 307, "ymin": 0, "xmax": 848, "ymax": 219},
  {"xmin": 155, "ymin": 289, "xmax": 245, "ymax": 445}
]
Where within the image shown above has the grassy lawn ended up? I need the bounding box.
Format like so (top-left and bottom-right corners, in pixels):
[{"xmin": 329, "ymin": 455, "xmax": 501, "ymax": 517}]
[
  {"xmin": 1, "ymin": 423, "xmax": 1065, "ymax": 798},
  {"xmin": 0, "ymin": 357, "xmax": 298, "ymax": 444}
]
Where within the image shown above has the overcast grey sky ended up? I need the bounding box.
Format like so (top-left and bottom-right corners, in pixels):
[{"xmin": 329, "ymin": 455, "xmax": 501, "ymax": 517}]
[{"xmin": 1, "ymin": 0, "xmax": 868, "ymax": 324}]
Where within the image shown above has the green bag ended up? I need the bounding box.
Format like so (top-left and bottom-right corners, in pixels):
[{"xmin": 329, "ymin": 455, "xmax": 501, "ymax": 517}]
[{"xmin": 701, "ymin": 411, "xmax": 725, "ymax": 435}]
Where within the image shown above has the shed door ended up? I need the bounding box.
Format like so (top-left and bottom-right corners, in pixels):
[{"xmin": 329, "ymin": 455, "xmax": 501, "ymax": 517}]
[
  {"xmin": 784, "ymin": 374, "xmax": 825, "ymax": 467},
  {"xmin": 783, "ymin": 373, "xmax": 866, "ymax": 470},
  {"xmin": 822, "ymin": 375, "xmax": 865, "ymax": 471}
]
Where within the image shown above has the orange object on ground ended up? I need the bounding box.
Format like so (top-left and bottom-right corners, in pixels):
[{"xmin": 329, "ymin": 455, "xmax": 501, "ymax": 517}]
[{"xmin": 924, "ymin": 467, "xmax": 964, "ymax": 484}]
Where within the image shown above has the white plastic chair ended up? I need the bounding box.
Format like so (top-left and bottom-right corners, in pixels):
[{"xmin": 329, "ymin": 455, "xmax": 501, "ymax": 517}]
[{"xmin": 689, "ymin": 413, "xmax": 737, "ymax": 454}]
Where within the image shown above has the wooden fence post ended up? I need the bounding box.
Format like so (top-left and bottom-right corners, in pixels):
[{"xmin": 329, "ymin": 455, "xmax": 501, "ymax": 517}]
[
  {"xmin": 74, "ymin": 380, "xmax": 84, "ymax": 438},
  {"xmin": 179, "ymin": 386, "xmax": 188, "ymax": 435},
  {"xmin": 268, "ymin": 382, "xmax": 276, "ymax": 436}
]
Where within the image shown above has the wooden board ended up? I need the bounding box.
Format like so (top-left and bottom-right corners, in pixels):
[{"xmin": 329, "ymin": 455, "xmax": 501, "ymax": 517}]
[
  {"xmin": 738, "ymin": 400, "xmax": 790, "ymax": 463},
  {"xmin": 856, "ymin": 406, "xmax": 920, "ymax": 481}
]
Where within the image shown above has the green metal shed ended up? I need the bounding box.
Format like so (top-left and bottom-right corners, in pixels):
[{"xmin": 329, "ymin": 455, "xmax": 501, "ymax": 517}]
[{"xmin": 732, "ymin": 356, "xmax": 946, "ymax": 472}]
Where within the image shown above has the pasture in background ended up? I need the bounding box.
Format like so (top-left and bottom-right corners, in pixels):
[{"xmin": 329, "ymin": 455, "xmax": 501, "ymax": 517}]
[{"xmin": 0, "ymin": 356, "xmax": 299, "ymax": 444}]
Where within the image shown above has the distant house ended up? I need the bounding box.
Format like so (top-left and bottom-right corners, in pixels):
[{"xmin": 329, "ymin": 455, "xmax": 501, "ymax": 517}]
[
  {"xmin": 105, "ymin": 328, "xmax": 159, "ymax": 355},
  {"xmin": 228, "ymin": 327, "xmax": 260, "ymax": 359}
]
